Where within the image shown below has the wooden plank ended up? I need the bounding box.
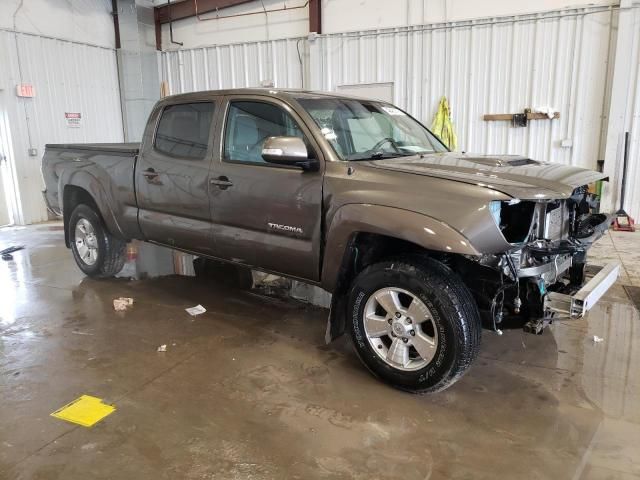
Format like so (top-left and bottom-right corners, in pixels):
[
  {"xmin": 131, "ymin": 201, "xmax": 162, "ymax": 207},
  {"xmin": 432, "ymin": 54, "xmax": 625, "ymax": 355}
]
[
  {"xmin": 483, "ymin": 114, "xmax": 514, "ymax": 121},
  {"xmin": 526, "ymin": 112, "xmax": 560, "ymax": 120},
  {"xmin": 483, "ymin": 112, "xmax": 560, "ymax": 121}
]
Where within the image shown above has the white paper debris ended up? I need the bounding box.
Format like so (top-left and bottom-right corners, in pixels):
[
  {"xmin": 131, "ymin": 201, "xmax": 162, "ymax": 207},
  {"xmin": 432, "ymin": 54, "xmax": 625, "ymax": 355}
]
[
  {"xmin": 113, "ymin": 297, "xmax": 134, "ymax": 311},
  {"xmin": 534, "ymin": 106, "xmax": 556, "ymax": 119},
  {"xmin": 157, "ymin": 344, "xmax": 167, "ymax": 352},
  {"xmin": 593, "ymin": 335, "xmax": 604, "ymax": 343},
  {"xmin": 185, "ymin": 304, "xmax": 206, "ymax": 316}
]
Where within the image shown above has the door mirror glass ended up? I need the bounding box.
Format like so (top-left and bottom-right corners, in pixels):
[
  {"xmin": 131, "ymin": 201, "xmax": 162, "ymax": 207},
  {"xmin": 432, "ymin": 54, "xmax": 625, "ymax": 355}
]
[{"xmin": 262, "ymin": 136, "xmax": 317, "ymax": 171}]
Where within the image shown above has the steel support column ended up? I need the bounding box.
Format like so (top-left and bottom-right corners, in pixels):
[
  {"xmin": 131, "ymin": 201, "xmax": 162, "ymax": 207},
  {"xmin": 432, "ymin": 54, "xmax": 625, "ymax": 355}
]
[{"xmin": 309, "ymin": 0, "xmax": 321, "ymax": 33}]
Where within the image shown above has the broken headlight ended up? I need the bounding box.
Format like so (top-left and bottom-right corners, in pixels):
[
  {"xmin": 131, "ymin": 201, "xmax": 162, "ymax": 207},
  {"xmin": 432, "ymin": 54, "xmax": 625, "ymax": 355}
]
[{"xmin": 489, "ymin": 200, "xmax": 536, "ymax": 244}]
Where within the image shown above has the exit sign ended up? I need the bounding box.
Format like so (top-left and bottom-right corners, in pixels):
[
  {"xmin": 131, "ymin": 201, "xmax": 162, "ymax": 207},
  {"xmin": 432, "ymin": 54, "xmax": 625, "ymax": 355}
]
[{"xmin": 16, "ymin": 84, "xmax": 35, "ymax": 97}]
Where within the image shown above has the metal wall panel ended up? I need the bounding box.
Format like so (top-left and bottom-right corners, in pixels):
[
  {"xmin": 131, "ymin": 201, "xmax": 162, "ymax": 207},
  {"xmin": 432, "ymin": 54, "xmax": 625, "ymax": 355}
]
[
  {"xmin": 0, "ymin": 31, "xmax": 123, "ymax": 225},
  {"xmin": 310, "ymin": 6, "xmax": 616, "ymax": 173},
  {"xmin": 160, "ymin": 37, "xmax": 306, "ymax": 94},
  {"xmin": 619, "ymin": 5, "xmax": 640, "ymax": 221}
]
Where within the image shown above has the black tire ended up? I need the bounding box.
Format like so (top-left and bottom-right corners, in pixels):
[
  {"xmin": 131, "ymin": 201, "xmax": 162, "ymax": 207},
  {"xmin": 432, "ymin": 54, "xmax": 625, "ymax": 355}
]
[
  {"xmin": 348, "ymin": 256, "xmax": 481, "ymax": 393},
  {"xmin": 68, "ymin": 204, "xmax": 126, "ymax": 278}
]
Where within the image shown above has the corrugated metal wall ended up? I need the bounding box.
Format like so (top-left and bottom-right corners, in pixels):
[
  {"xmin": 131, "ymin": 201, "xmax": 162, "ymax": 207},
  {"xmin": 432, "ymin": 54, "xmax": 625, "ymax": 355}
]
[
  {"xmin": 310, "ymin": 6, "xmax": 615, "ymax": 171},
  {"xmin": 160, "ymin": 7, "xmax": 617, "ymax": 170},
  {"xmin": 160, "ymin": 37, "xmax": 306, "ymax": 93},
  {"xmin": 0, "ymin": 30, "xmax": 123, "ymax": 225},
  {"xmin": 618, "ymin": 5, "xmax": 640, "ymax": 221}
]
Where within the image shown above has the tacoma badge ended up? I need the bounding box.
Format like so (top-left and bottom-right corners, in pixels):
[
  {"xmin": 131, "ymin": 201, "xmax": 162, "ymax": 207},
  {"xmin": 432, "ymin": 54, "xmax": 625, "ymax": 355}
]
[{"xmin": 268, "ymin": 222, "xmax": 303, "ymax": 235}]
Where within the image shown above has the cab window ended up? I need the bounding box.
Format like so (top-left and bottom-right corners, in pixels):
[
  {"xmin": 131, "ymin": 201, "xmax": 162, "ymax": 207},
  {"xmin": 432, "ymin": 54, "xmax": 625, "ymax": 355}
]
[
  {"xmin": 224, "ymin": 101, "xmax": 305, "ymax": 164},
  {"xmin": 154, "ymin": 102, "xmax": 215, "ymax": 160}
]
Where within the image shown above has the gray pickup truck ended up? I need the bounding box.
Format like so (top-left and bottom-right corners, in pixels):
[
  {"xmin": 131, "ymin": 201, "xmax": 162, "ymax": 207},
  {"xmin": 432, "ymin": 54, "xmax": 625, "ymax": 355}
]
[{"xmin": 42, "ymin": 88, "xmax": 618, "ymax": 393}]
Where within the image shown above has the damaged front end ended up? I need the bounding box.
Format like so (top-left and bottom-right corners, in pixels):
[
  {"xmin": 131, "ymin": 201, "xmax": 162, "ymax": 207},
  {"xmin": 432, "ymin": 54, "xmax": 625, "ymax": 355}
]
[{"xmin": 462, "ymin": 185, "xmax": 618, "ymax": 334}]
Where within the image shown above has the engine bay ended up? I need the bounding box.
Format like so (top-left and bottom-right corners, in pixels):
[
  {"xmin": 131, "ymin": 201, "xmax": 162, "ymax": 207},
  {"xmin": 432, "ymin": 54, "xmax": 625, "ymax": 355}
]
[{"xmin": 461, "ymin": 185, "xmax": 611, "ymax": 334}]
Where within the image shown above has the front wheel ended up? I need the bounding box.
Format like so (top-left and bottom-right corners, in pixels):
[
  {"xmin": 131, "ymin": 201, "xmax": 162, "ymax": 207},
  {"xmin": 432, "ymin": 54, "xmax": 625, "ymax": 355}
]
[
  {"xmin": 69, "ymin": 204, "xmax": 126, "ymax": 278},
  {"xmin": 348, "ymin": 256, "xmax": 481, "ymax": 393}
]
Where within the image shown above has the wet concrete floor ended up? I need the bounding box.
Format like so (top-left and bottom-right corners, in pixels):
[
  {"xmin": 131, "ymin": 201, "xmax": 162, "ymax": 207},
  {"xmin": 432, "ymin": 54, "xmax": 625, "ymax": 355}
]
[{"xmin": 1, "ymin": 223, "xmax": 639, "ymax": 479}]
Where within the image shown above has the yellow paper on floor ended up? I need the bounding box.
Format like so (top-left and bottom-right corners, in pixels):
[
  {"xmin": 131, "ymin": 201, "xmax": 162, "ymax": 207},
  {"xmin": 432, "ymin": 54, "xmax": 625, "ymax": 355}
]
[{"xmin": 51, "ymin": 395, "xmax": 116, "ymax": 427}]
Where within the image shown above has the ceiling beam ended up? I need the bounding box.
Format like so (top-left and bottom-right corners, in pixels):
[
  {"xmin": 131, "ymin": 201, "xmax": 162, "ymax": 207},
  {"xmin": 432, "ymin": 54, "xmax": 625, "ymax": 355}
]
[{"xmin": 155, "ymin": 0, "xmax": 255, "ymax": 24}]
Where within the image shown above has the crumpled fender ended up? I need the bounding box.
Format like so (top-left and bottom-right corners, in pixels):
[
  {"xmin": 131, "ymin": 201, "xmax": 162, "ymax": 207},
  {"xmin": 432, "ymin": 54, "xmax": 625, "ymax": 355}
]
[{"xmin": 320, "ymin": 203, "xmax": 480, "ymax": 292}]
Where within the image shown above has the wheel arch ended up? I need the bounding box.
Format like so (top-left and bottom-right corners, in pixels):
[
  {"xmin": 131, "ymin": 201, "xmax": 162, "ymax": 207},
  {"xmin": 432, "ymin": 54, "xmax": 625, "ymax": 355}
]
[
  {"xmin": 321, "ymin": 204, "xmax": 480, "ymax": 293},
  {"xmin": 321, "ymin": 204, "xmax": 481, "ymax": 342},
  {"xmin": 62, "ymin": 179, "xmax": 123, "ymax": 247}
]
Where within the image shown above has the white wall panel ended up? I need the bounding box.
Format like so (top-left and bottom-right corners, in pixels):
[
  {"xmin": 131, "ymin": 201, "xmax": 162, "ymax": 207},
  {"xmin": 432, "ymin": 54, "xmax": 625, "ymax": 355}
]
[
  {"xmin": 0, "ymin": 31, "xmax": 123, "ymax": 225},
  {"xmin": 321, "ymin": 0, "xmax": 616, "ymax": 34},
  {"xmin": 155, "ymin": 0, "xmax": 617, "ymax": 47},
  {"xmin": 616, "ymin": 4, "xmax": 640, "ymax": 221},
  {"xmin": 159, "ymin": 0, "xmax": 308, "ymax": 50},
  {"xmin": 0, "ymin": 0, "xmax": 116, "ymax": 49},
  {"xmin": 310, "ymin": 6, "xmax": 615, "ymax": 173},
  {"xmin": 160, "ymin": 37, "xmax": 306, "ymax": 94}
]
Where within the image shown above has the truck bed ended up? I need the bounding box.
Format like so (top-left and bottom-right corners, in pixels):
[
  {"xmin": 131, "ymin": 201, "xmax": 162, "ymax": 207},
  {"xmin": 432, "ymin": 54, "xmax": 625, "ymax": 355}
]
[
  {"xmin": 42, "ymin": 142, "xmax": 142, "ymax": 241},
  {"xmin": 45, "ymin": 143, "xmax": 140, "ymax": 154}
]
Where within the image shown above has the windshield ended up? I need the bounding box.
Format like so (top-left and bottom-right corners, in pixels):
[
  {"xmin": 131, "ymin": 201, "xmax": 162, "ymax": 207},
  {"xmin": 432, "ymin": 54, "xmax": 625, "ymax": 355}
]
[{"xmin": 296, "ymin": 97, "xmax": 448, "ymax": 161}]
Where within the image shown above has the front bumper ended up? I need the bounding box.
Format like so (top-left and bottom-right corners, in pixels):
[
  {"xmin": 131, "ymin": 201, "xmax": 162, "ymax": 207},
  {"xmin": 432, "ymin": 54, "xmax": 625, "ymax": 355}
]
[{"xmin": 544, "ymin": 262, "xmax": 620, "ymax": 318}]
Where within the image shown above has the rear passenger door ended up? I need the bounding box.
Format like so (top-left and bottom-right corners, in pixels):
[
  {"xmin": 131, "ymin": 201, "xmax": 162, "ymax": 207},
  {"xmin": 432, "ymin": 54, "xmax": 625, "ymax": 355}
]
[
  {"xmin": 136, "ymin": 97, "xmax": 218, "ymax": 254},
  {"xmin": 208, "ymin": 96, "xmax": 324, "ymax": 281}
]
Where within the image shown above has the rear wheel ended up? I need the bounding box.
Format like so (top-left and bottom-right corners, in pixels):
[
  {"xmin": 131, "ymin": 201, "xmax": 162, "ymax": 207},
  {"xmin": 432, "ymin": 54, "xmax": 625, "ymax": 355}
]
[
  {"xmin": 348, "ymin": 256, "xmax": 481, "ymax": 393},
  {"xmin": 69, "ymin": 204, "xmax": 125, "ymax": 278}
]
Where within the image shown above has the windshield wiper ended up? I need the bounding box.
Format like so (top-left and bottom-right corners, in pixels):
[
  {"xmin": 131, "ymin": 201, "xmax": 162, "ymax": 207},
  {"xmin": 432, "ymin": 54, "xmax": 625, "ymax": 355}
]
[{"xmin": 348, "ymin": 152, "xmax": 414, "ymax": 161}]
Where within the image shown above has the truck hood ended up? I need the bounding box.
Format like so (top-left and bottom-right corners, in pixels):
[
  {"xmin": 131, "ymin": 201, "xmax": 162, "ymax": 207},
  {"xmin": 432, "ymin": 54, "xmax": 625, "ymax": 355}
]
[{"xmin": 363, "ymin": 153, "xmax": 607, "ymax": 199}]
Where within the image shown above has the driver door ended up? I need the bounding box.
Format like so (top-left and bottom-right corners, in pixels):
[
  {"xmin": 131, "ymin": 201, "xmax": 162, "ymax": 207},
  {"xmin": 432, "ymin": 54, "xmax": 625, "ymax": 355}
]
[{"xmin": 208, "ymin": 95, "xmax": 324, "ymax": 281}]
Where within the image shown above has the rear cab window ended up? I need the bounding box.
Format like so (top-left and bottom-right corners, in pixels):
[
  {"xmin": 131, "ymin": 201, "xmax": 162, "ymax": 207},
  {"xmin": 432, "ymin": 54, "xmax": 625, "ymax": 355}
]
[{"xmin": 154, "ymin": 102, "xmax": 215, "ymax": 160}]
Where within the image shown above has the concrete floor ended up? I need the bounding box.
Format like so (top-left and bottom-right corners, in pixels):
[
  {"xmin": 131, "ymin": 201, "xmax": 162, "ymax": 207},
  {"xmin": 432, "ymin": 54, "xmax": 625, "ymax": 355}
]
[{"xmin": 1, "ymin": 223, "xmax": 640, "ymax": 480}]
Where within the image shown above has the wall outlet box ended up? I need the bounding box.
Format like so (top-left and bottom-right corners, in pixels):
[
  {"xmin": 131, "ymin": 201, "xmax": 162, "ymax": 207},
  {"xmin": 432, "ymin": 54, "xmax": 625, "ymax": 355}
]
[{"xmin": 28, "ymin": 148, "xmax": 38, "ymax": 156}]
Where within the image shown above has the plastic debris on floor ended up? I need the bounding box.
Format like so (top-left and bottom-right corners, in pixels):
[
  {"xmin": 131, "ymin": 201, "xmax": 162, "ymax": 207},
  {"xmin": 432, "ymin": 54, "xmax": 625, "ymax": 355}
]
[
  {"xmin": 593, "ymin": 335, "xmax": 604, "ymax": 343},
  {"xmin": 50, "ymin": 395, "xmax": 116, "ymax": 427},
  {"xmin": 113, "ymin": 297, "xmax": 134, "ymax": 311},
  {"xmin": 157, "ymin": 344, "xmax": 167, "ymax": 352},
  {"xmin": 185, "ymin": 304, "xmax": 206, "ymax": 316}
]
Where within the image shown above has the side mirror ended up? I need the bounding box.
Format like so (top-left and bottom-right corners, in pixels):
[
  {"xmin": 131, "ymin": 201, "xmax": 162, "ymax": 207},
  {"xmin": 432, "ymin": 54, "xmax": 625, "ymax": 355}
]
[{"xmin": 262, "ymin": 136, "xmax": 318, "ymax": 171}]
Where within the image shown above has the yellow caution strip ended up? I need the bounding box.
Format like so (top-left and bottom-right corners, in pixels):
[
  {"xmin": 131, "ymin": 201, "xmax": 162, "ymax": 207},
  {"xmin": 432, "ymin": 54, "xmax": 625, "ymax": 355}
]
[{"xmin": 51, "ymin": 395, "xmax": 116, "ymax": 427}]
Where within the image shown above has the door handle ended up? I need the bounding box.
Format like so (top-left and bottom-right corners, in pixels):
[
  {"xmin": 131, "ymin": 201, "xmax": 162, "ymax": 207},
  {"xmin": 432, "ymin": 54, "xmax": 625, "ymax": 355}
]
[
  {"xmin": 142, "ymin": 167, "xmax": 158, "ymax": 179},
  {"xmin": 210, "ymin": 176, "xmax": 233, "ymax": 190},
  {"xmin": 141, "ymin": 167, "xmax": 162, "ymax": 185}
]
